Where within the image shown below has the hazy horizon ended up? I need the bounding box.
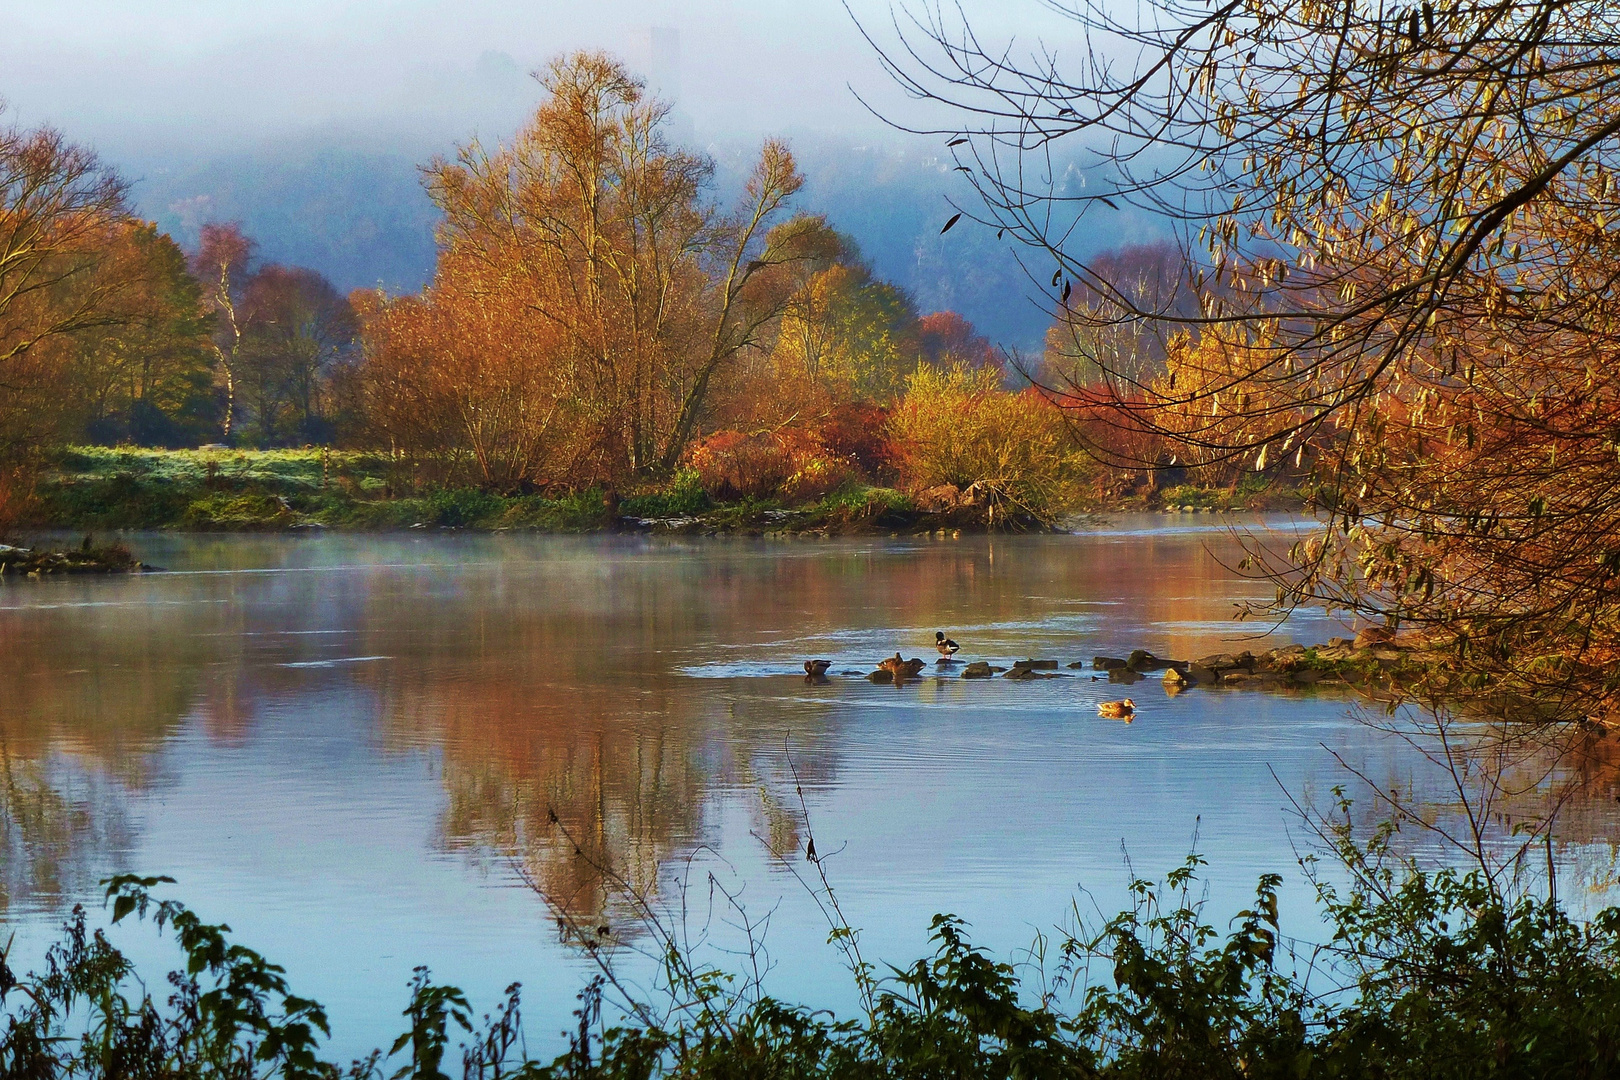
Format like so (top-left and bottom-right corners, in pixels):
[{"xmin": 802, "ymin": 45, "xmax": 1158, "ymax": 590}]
[
  {"xmin": 3, "ymin": 0, "xmax": 1095, "ymax": 152},
  {"xmin": 1, "ymin": 0, "xmax": 1143, "ymax": 351}
]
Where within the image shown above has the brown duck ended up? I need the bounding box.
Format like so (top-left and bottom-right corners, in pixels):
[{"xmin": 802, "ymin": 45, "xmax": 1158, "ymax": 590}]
[
  {"xmin": 1097, "ymin": 698, "xmax": 1136, "ymax": 720},
  {"xmin": 878, "ymin": 653, "xmax": 927, "ymax": 678}
]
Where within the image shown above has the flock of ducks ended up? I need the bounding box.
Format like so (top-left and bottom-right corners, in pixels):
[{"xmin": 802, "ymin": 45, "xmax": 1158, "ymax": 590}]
[{"xmin": 802, "ymin": 631, "xmax": 1137, "ymax": 720}]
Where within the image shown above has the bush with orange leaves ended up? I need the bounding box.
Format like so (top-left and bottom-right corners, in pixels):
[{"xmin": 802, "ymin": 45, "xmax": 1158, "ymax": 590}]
[
  {"xmin": 684, "ymin": 428, "xmax": 856, "ymax": 503},
  {"xmin": 887, "ymin": 364, "xmax": 1092, "ymax": 525}
]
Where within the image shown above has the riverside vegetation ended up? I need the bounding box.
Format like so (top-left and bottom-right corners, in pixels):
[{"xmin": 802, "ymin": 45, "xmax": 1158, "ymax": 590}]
[
  {"xmin": 0, "ymin": 53, "xmax": 1298, "ymax": 548},
  {"xmin": 10, "ymin": 0, "xmax": 1620, "ymax": 1070},
  {"xmin": 9, "ymin": 446, "xmax": 1294, "ymax": 538}
]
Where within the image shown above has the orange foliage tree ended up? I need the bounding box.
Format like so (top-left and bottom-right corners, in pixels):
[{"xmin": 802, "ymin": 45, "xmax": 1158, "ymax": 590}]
[
  {"xmin": 0, "ymin": 116, "xmax": 155, "ymax": 458},
  {"xmin": 358, "ymin": 52, "xmax": 830, "ymax": 488}
]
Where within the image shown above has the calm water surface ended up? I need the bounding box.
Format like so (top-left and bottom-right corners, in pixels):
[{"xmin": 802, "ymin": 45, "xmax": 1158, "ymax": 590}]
[{"xmin": 0, "ymin": 516, "xmax": 1587, "ymax": 1054}]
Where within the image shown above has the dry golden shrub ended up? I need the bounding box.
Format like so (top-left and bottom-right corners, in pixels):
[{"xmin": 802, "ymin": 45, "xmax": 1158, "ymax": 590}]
[
  {"xmin": 887, "ymin": 364, "xmax": 1091, "ymax": 522},
  {"xmin": 684, "ymin": 428, "xmax": 855, "ymax": 503}
]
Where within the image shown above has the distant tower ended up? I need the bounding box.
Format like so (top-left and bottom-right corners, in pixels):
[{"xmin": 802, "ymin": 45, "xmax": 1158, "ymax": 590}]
[{"xmin": 650, "ymin": 26, "xmax": 694, "ymax": 144}]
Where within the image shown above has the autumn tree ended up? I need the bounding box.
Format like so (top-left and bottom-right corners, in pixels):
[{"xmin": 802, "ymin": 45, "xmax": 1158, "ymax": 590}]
[
  {"xmin": 55, "ymin": 222, "xmax": 214, "ymax": 446},
  {"xmin": 353, "ymin": 266, "xmax": 579, "ymax": 489},
  {"xmin": 1041, "ymin": 242, "xmax": 1203, "ymax": 391},
  {"xmin": 410, "ymin": 51, "xmax": 821, "ymax": 482},
  {"xmin": 189, "ymin": 226, "xmax": 357, "ymax": 446},
  {"xmin": 772, "ymin": 255, "xmax": 922, "ymax": 400},
  {"xmin": 0, "ymin": 117, "xmax": 128, "ymax": 371},
  {"xmin": 879, "ymin": 0, "xmax": 1620, "ymax": 722},
  {"xmin": 190, "ymin": 223, "xmax": 254, "ymax": 441},
  {"xmin": 0, "ymin": 115, "xmax": 138, "ymax": 456},
  {"xmin": 237, "ymin": 265, "xmax": 356, "ymax": 444},
  {"xmin": 918, "ymin": 310, "xmax": 999, "ymax": 372}
]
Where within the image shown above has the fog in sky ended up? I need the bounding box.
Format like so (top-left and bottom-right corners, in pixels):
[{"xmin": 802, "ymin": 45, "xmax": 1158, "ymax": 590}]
[
  {"xmin": 0, "ymin": 1, "xmax": 1148, "ymax": 350},
  {"xmin": 2, "ymin": 0, "xmax": 1080, "ymax": 150}
]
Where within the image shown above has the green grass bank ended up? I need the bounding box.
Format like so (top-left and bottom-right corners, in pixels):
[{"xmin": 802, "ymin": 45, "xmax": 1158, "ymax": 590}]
[{"xmin": 14, "ymin": 447, "xmax": 1297, "ymax": 538}]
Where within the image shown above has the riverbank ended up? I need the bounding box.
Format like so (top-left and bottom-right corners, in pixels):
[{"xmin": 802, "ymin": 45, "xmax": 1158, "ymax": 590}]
[{"xmin": 12, "ymin": 446, "xmax": 1301, "ymax": 538}]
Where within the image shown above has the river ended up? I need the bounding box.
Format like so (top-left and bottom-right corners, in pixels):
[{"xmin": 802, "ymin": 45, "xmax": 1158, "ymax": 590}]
[{"xmin": 0, "ymin": 516, "xmax": 1605, "ymax": 1057}]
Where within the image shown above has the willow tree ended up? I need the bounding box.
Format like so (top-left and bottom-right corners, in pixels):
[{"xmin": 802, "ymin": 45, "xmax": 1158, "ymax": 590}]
[
  {"xmin": 875, "ymin": 0, "xmax": 1620, "ymax": 722},
  {"xmin": 421, "ymin": 51, "xmax": 824, "ymax": 480}
]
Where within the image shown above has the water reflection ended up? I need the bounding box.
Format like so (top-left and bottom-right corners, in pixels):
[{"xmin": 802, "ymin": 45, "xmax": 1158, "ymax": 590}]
[
  {"xmin": 0, "ymin": 520, "xmax": 1614, "ymax": 1049},
  {"xmin": 1, "ymin": 523, "xmax": 1341, "ymax": 922},
  {"xmin": 0, "ymin": 749, "xmax": 132, "ymax": 913}
]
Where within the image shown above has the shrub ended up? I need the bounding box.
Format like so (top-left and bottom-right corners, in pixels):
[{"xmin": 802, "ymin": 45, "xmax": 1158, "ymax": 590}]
[
  {"xmin": 12, "ymin": 849, "xmax": 1620, "ymax": 1080},
  {"xmin": 420, "ymin": 487, "xmax": 503, "ymax": 528},
  {"xmin": 685, "ymin": 429, "xmax": 855, "ymax": 503},
  {"xmin": 495, "ymin": 489, "xmax": 613, "ymax": 532},
  {"xmin": 813, "ymin": 401, "xmax": 893, "ymax": 479},
  {"xmin": 887, "ymin": 364, "xmax": 1093, "ymax": 523},
  {"xmin": 620, "ymin": 469, "xmax": 710, "ymax": 518},
  {"xmin": 37, "ymin": 474, "xmax": 194, "ymax": 529},
  {"xmin": 181, "ymin": 492, "xmax": 297, "ymax": 530}
]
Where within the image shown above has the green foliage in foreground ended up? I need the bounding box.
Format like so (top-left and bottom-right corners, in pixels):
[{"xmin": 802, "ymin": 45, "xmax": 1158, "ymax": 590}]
[{"xmin": 6, "ymin": 841, "xmax": 1620, "ymax": 1080}]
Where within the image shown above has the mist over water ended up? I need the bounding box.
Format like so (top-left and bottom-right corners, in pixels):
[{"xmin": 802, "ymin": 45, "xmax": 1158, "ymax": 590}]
[{"xmin": 3, "ymin": 519, "xmax": 1594, "ymax": 1056}]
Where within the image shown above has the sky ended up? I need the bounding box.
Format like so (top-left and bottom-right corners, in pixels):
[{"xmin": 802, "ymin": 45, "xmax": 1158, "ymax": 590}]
[
  {"xmin": 0, "ymin": 1, "xmax": 1131, "ymax": 351},
  {"xmin": 0, "ymin": 0, "xmax": 1082, "ymax": 155}
]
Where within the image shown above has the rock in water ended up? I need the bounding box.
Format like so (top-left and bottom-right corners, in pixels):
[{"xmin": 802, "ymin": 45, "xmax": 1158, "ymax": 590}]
[
  {"xmin": 1163, "ymin": 667, "xmax": 1189, "ymax": 686},
  {"xmin": 961, "ymin": 661, "xmax": 994, "ymax": 679},
  {"xmin": 1093, "ymin": 656, "xmax": 1128, "ymax": 670}
]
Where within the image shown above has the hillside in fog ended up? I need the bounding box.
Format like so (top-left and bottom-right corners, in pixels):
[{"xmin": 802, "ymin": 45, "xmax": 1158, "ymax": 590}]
[{"xmin": 116, "ymin": 133, "xmax": 1169, "ymax": 355}]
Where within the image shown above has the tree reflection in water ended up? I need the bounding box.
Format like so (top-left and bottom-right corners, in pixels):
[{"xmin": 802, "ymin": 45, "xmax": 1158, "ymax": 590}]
[
  {"xmin": 0, "ymin": 747, "xmax": 132, "ymax": 915},
  {"xmin": 370, "ymin": 656, "xmax": 838, "ymax": 934},
  {"xmin": 5, "ymin": 529, "xmax": 1619, "ymax": 943}
]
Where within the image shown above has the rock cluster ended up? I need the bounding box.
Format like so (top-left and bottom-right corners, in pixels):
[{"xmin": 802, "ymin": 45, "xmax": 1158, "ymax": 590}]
[
  {"xmin": 833, "ymin": 632, "xmax": 1424, "ymax": 690},
  {"xmin": 1091, "ymin": 637, "xmax": 1426, "ymax": 691},
  {"xmin": 0, "ymin": 542, "xmax": 149, "ymax": 576}
]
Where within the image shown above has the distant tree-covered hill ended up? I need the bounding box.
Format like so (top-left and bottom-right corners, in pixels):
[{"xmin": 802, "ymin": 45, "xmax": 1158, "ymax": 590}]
[{"xmin": 117, "ymin": 133, "xmax": 1171, "ymax": 355}]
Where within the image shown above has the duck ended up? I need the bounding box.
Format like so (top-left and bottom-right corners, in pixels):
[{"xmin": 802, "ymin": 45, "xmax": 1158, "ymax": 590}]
[
  {"xmin": 935, "ymin": 631, "xmax": 961, "ymax": 657},
  {"xmin": 804, "ymin": 659, "xmax": 833, "ymax": 677},
  {"xmin": 1097, "ymin": 698, "xmax": 1136, "ymax": 720},
  {"xmin": 878, "ymin": 653, "xmax": 928, "ymax": 678}
]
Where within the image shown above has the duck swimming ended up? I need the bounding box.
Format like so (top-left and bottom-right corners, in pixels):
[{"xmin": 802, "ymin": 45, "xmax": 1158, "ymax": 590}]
[
  {"xmin": 804, "ymin": 659, "xmax": 832, "ymax": 677},
  {"xmin": 935, "ymin": 631, "xmax": 960, "ymax": 657},
  {"xmin": 879, "ymin": 653, "xmax": 928, "ymax": 678},
  {"xmin": 1097, "ymin": 698, "xmax": 1136, "ymax": 720}
]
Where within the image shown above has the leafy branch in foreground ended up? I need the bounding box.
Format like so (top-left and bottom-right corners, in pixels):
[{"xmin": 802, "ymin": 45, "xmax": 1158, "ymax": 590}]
[
  {"xmin": 0, "ymin": 874, "xmax": 331, "ymax": 1080},
  {"xmin": 869, "ymin": 0, "xmax": 1620, "ymax": 725}
]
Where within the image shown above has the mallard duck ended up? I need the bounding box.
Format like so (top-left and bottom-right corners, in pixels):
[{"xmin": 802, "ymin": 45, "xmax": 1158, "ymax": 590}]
[
  {"xmin": 1097, "ymin": 698, "xmax": 1136, "ymax": 719},
  {"xmin": 879, "ymin": 653, "xmax": 927, "ymax": 678},
  {"xmin": 804, "ymin": 659, "xmax": 832, "ymax": 677},
  {"xmin": 935, "ymin": 631, "xmax": 960, "ymax": 657}
]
